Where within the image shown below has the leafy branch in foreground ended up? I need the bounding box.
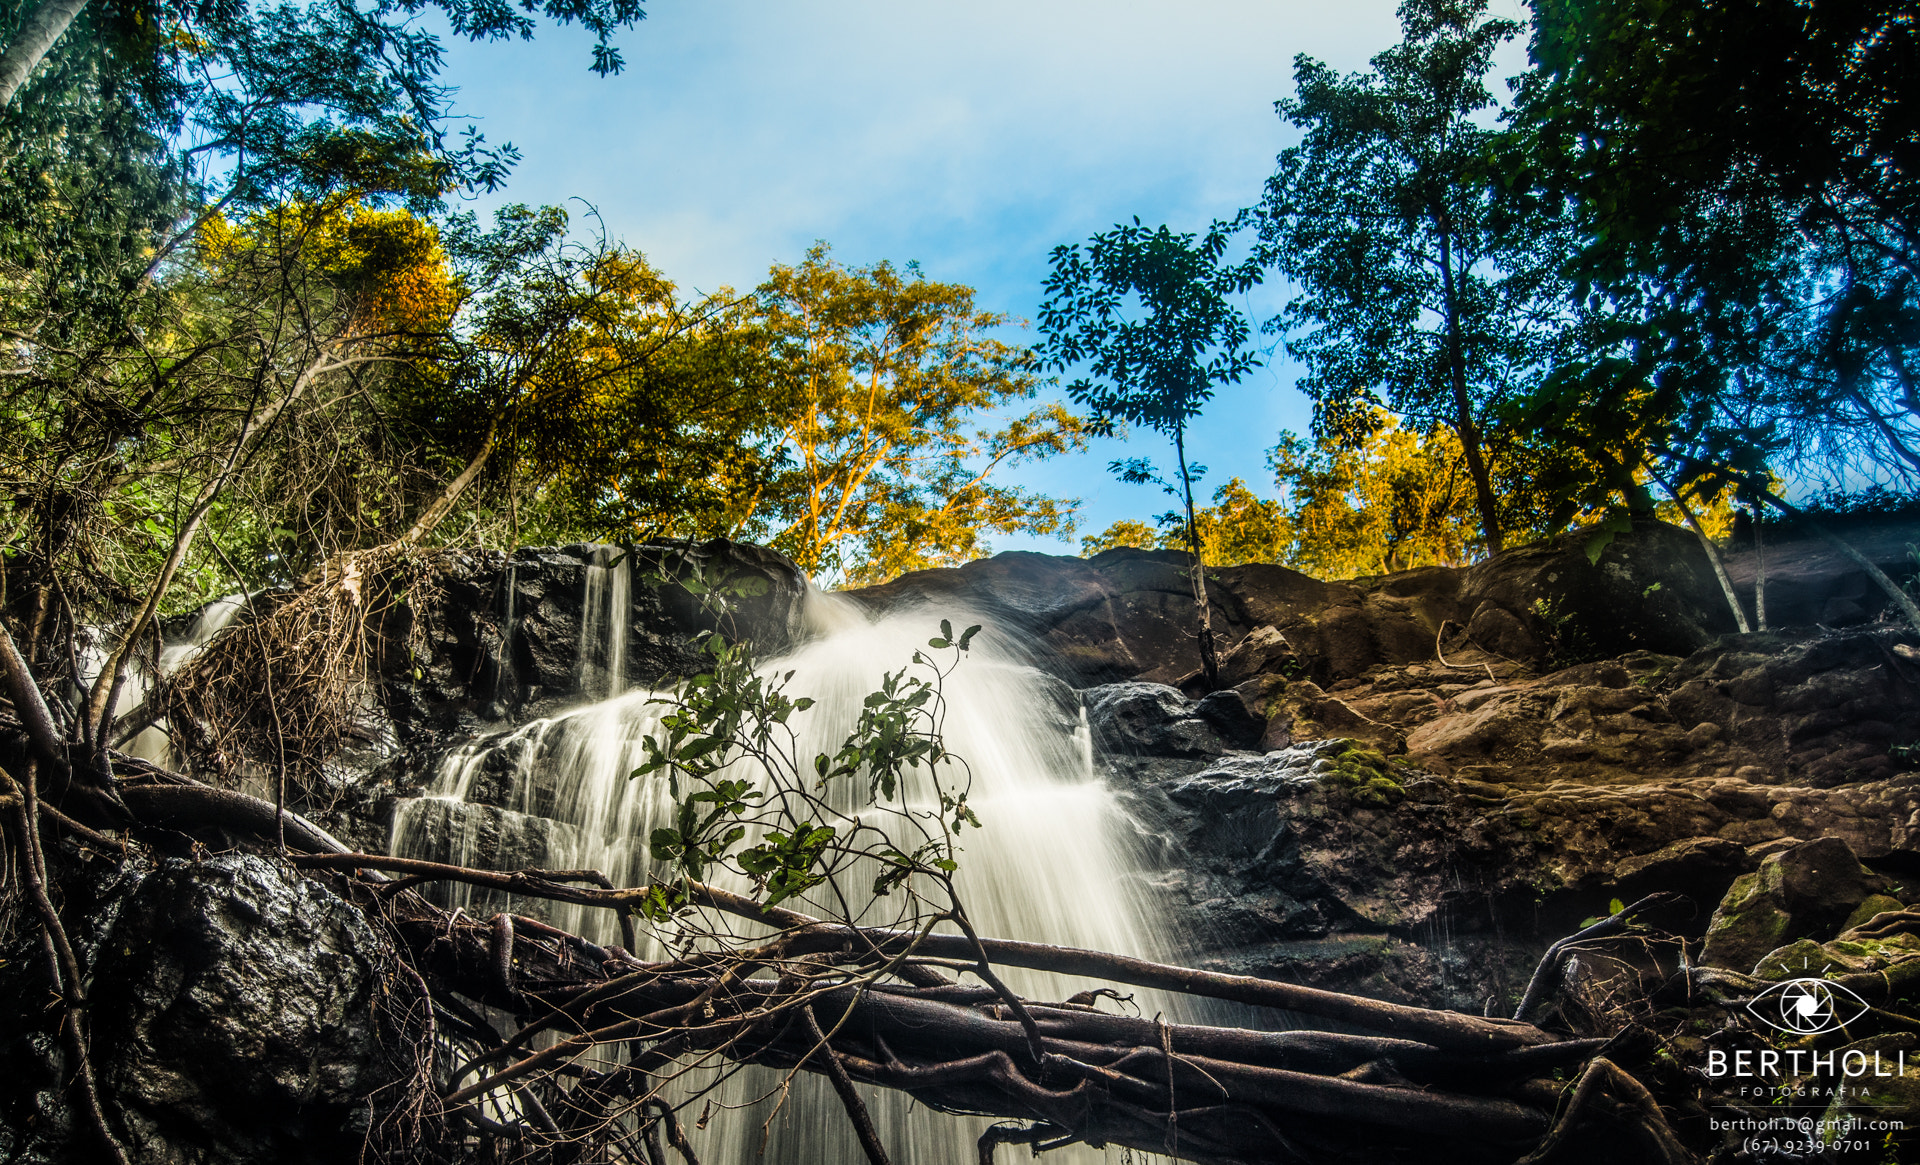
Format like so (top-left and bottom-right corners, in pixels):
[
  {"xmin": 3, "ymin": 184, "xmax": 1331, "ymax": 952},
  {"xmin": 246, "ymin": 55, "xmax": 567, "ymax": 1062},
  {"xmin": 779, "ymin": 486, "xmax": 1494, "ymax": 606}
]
[{"xmin": 631, "ymin": 603, "xmax": 982, "ymax": 918}]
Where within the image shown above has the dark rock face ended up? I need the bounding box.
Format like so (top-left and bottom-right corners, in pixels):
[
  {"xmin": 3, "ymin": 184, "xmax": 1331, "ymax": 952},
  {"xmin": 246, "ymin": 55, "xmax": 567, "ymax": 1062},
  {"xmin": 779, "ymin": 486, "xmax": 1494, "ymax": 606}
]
[
  {"xmin": 0, "ymin": 853, "xmax": 415, "ymax": 1165},
  {"xmin": 1092, "ymin": 614, "xmax": 1920, "ymax": 1008},
  {"xmin": 1665, "ymin": 628, "xmax": 1919, "ymax": 787},
  {"xmin": 1084, "ymin": 683, "xmax": 1246, "ymax": 758},
  {"xmin": 294, "ymin": 538, "xmax": 807, "ymax": 846},
  {"xmin": 852, "ymin": 549, "xmax": 1246, "ymax": 685},
  {"xmin": 377, "ymin": 538, "xmax": 807, "ymax": 738},
  {"xmin": 343, "ymin": 520, "xmax": 1917, "ymax": 1013},
  {"xmin": 1721, "ymin": 518, "xmax": 1920, "ymax": 629},
  {"xmin": 848, "ymin": 521, "xmax": 1762, "ymax": 689},
  {"xmin": 1112, "ymin": 743, "xmax": 1526, "ymax": 1009},
  {"xmin": 1455, "ymin": 520, "xmax": 1736, "ymax": 661}
]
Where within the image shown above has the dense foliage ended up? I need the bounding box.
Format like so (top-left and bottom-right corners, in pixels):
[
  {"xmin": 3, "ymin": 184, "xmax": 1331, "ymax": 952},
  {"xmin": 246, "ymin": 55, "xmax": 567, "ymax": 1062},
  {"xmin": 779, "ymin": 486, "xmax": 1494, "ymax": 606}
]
[{"xmin": 1070, "ymin": 0, "xmax": 1916, "ymax": 579}]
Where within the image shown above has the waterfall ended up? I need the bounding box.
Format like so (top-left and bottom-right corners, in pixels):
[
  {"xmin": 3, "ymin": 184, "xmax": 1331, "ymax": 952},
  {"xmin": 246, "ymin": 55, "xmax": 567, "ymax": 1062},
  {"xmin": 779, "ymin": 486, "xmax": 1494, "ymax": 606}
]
[
  {"xmin": 392, "ymin": 572, "xmax": 1179, "ymax": 1163},
  {"xmin": 576, "ymin": 545, "xmax": 630, "ymax": 700},
  {"xmin": 123, "ymin": 594, "xmax": 250, "ymax": 765},
  {"xmin": 493, "ymin": 559, "xmax": 518, "ymax": 706}
]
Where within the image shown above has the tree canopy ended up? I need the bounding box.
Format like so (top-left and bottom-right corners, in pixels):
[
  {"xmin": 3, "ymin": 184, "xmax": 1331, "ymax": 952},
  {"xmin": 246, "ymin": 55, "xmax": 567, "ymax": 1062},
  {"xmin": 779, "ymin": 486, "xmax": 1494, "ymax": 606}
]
[
  {"xmin": 1253, "ymin": 0, "xmax": 1542, "ymax": 555},
  {"xmin": 753, "ymin": 244, "xmax": 1089, "ymax": 586}
]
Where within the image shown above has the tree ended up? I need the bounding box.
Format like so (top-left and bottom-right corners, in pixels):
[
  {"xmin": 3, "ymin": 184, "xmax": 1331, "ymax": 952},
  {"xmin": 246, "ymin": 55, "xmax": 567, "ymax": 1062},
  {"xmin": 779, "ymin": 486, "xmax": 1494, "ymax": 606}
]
[
  {"xmin": 1081, "ymin": 478, "xmax": 1292, "ymax": 568},
  {"xmin": 1080, "ymin": 519, "xmax": 1159, "ymax": 557},
  {"xmin": 1270, "ymin": 415, "xmax": 1479, "ymax": 578},
  {"xmin": 1514, "ymin": 0, "xmax": 1920, "ymax": 501},
  {"xmin": 0, "ymin": 0, "xmax": 646, "ymax": 111},
  {"xmin": 1497, "ymin": 0, "xmax": 1920, "ymax": 631},
  {"xmin": 1254, "ymin": 0, "xmax": 1544, "ymax": 557},
  {"xmin": 1038, "ymin": 219, "xmax": 1261, "ymax": 689},
  {"xmin": 0, "ymin": 0, "xmax": 659, "ymax": 788},
  {"xmin": 753, "ymin": 243, "xmax": 1089, "ymax": 586},
  {"xmin": 398, "ymin": 206, "xmax": 786, "ymax": 552},
  {"xmin": 1079, "ymin": 420, "xmax": 1479, "ymax": 581}
]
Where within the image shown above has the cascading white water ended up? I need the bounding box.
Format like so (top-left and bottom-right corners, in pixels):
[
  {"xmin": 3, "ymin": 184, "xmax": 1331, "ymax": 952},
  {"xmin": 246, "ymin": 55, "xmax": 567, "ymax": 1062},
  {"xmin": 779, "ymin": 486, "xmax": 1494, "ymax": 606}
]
[
  {"xmin": 576, "ymin": 546, "xmax": 630, "ymax": 700},
  {"xmin": 392, "ymin": 575, "xmax": 1181, "ymax": 1163},
  {"xmin": 123, "ymin": 594, "xmax": 250, "ymax": 765}
]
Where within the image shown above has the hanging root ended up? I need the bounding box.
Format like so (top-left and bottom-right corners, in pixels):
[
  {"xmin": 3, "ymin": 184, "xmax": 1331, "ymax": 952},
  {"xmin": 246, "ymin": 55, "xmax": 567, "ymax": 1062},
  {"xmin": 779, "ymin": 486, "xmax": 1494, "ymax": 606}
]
[
  {"xmin": 165, "ymin": 547, "xmax": 439, "ymax": 794},
  {"xmin": 2, "ymin": 760, "xmax": 129, "ymax": 1165},
  {"xmin": 977, "ymin": 1121, "xmax": 1072, "ymax": 1164}
]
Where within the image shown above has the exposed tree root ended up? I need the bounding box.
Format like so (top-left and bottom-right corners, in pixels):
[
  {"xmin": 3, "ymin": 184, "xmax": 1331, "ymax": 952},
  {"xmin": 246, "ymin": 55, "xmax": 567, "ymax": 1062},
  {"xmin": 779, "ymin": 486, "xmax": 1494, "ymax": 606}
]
[{"xmin": 0, "ymin": 721, "xmax": 1702, "ymax": 1164}]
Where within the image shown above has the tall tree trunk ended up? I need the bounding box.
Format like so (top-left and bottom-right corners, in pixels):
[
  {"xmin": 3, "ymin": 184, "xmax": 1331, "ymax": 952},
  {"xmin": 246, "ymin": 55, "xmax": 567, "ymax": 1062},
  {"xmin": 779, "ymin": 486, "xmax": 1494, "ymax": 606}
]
[
  {"xmin": 1435, "ymin": 223, "xmax": 1504, "ymax": 555},
  {"xmin": 1174, "ymin": 425, "xmax": 1219, "ymax": 690},
  {"xmin": 0, "ymin": 0, "xmax": 89, "ymax": 106},
  {"xmin": 1752, "ymin": 508, "xmax": 1767, "ymax": 631},
  {"xmin": 1644, "ymin": 463, "xmax": 1749, "ymax": 634},
  {"xmin": 398, "ymin": 416, "xmax": 499, "ymax": 547}
]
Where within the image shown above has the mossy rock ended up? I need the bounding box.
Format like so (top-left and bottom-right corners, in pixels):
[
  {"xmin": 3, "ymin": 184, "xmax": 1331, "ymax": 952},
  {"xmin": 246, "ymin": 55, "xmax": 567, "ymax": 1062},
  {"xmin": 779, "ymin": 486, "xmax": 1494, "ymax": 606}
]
[
  {"xmin": 1320, "ymin": 741, "xmax": 1406, "ymax": 808},
  {"xmin": 1755, "ymin": 933, "xmax": 1920, "ymax": 980},
  {"xmin": 1701, "ymin": 837, "xmax": 1888, "ymax": 972},
  {"xmin": 1844, "ymin": 894, "xmax": 1907, "ymax": 931},
  {"xmin": 1815, "ymin": 1034, "xmax": 1920, "ymax": 1139}
]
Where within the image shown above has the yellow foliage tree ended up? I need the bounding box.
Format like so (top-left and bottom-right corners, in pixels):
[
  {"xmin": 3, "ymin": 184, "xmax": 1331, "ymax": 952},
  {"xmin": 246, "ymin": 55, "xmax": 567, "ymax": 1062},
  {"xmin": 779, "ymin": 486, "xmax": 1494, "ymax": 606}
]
[
  {"xmin": 1269, "ymin": 415, "xmax": 1479, "ymax": 578},
  {"xmin": 1080, "ymin": 480, "xmax": 1290, "ymax": 567},
  {"xmin": 1081, "ymin": 414, "xmax": 1479, "ymax": 579},
  {"xmin": 754, "ymin": 243, "xmax": 1090, "ymax": 585}
]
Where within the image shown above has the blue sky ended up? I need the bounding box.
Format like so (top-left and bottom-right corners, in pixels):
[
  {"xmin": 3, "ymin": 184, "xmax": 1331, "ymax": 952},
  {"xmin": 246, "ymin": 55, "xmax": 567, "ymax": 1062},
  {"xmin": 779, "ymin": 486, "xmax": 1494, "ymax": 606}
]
[{"xmin": 435, "ymin": 0, "xmax": 1533, "ymax": 555}]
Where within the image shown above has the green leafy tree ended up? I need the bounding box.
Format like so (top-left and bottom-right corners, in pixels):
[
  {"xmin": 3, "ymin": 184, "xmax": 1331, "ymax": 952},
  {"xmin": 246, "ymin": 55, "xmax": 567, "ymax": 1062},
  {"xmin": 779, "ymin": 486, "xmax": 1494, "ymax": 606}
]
[
  {"xmin": 1254, "ymin": 0, "xmax": 1543, "ymax": 556},
  {"xmin": 0, "ymin": 0, "xmax": 646, "ymax": 111},
  {"xmin": 401, "ymin": 206, "xmax": 783, "ymax": 551},
  {"xmin": 1515, "ymin": 0, "xmax": 1920, "ymax": 501},
  {"xmin": 0, "ymin": 0, "xmax": 657, "ymax": 760},
  {"xmin": 1038, "ymin": 218, "xmax": 1262, "ymax": 688}
]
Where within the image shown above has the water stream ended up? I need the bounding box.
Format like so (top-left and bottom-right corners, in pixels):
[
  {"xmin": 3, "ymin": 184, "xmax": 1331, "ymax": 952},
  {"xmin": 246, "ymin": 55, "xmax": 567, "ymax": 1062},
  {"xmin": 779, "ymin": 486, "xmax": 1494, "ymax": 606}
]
[
  {"xmin": 392, "ymin": 569, "xmax": 1181, "ymax": 1162},
  {"xmin": 123, "ymin": 594, "xmax": 250, "ymax": 766}
]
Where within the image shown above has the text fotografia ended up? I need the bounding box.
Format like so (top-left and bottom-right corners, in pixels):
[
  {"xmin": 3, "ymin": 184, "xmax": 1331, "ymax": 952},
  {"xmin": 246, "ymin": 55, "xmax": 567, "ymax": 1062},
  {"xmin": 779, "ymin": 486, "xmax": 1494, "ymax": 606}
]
[{"xmin": 1706, "ymin": 1048, "xmax": 1909, "ymax": 1083}]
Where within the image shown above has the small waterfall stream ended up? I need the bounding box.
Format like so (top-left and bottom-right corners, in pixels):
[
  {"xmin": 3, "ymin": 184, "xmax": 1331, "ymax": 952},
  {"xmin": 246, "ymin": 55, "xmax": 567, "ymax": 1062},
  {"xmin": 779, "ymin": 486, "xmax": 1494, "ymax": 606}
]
[
  {"xmin": 392, "ymin": 569, "xmax": 1182, "ymax": 1162},
  {"xmin": 123, "ymin": 594, "xmax": 250, "ymax": 766}
]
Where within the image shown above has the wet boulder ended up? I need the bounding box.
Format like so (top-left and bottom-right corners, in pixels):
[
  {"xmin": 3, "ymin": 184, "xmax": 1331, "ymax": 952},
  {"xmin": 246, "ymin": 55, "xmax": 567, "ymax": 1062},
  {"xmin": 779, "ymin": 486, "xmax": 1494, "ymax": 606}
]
[
  {"xmin": 374, "ymin": 538, "xmax": 808, "ymax": 736},
  {"xmin": 84, "ymin": 854, "xmax": 411, "ymax": 1165},
  {"xmin": 1456, "ymin": 519, "xmax": 1737, "ymax": 665},
  {"xmin": 1083, "ymin": 682, "xmax": 1242, "ymax": 758}
]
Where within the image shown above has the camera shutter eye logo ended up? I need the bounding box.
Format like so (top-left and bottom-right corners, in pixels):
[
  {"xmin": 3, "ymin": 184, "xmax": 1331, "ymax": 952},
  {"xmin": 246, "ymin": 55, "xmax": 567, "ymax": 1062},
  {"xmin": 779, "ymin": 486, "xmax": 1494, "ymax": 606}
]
[{"xmin": 1746, "ymin": 978, "xmax": 1871, "ymax": 1035}]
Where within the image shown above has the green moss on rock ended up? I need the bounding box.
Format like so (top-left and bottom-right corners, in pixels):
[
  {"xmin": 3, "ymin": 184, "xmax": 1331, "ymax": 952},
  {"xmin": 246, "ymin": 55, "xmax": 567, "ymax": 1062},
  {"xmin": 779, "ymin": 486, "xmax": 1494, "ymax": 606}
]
[{"xmin": 1320, "ymin": 741, "xmax": 1406, "ymax": 808}]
